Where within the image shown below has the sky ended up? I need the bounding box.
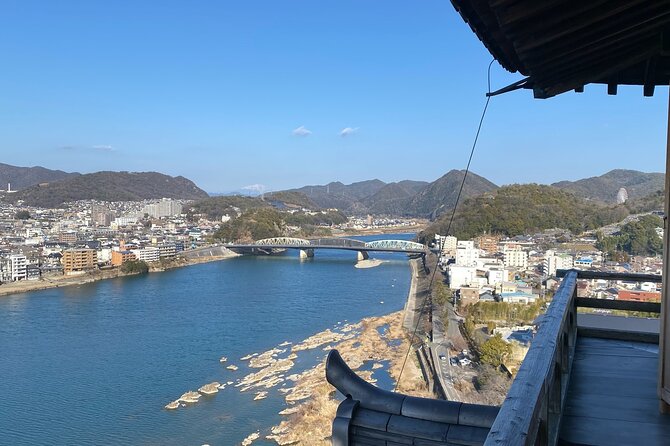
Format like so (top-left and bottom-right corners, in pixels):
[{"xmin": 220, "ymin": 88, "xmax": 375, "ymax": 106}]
[{"xmin": 0, "ymin": 1, "xmax": 667, "ymax": 193}]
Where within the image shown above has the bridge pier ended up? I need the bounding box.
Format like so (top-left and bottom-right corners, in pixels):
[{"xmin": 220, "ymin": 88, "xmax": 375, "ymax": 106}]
[
  {"xmin": 299, "ymin": 249, "xmax": 314, "ymax": 259},
  {"xmin": 357, "ymin": 250, "xmax": 369, "ymax": 261}
]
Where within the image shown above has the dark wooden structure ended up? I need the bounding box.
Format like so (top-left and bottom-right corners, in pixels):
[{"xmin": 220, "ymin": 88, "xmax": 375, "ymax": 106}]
[
  {"xmin": 450, "ymin": 0, "xmax": 670, "ymax": 98},
  {"xmin": 483, "ymin": 270, "xmax": 665, "ymax": 445},
  {"xmin": 327, "ymin": 349, "xmax": 500, "ymax": 445}
]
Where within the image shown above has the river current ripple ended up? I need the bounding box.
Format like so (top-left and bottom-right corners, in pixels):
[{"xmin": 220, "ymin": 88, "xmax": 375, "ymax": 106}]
[{"xmin": 0, "ymin": 234, "xmax": 413, "ymax": 445}]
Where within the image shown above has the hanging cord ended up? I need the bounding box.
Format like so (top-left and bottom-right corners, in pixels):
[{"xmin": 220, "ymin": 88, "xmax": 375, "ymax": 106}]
[{"xmin": 394, "ymin": 59, "xmax": 495, "ymax": 392}]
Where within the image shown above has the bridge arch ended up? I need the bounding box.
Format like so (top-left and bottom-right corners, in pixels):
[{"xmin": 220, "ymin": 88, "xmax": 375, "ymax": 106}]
[{"xmin": 254, "ymin": 237, "xmax": 311, "ymax": 246}]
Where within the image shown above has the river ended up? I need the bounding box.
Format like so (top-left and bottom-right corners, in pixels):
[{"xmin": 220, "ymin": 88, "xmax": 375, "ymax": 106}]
[{"xmin": 0, "ymin": 234, "xmax": 414, "ymax": 445}]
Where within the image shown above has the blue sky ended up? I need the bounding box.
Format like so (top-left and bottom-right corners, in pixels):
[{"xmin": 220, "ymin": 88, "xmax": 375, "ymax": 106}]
[{"xmin": 0, "ymin": 1, "xmax": 667, "ymax": 193}]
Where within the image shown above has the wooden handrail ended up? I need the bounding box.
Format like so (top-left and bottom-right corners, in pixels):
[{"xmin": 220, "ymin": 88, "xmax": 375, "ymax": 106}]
[{"xmin": 484, "ymin": 271, "xmax": 578, "ymax": 446}]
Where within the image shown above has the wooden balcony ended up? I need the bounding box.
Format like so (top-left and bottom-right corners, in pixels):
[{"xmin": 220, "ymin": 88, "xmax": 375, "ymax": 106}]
[
  {"xmin": 327, "ymin": 269, "xmax": 669, "ymax": 445},
  {"xmin": 485, "ymin": 269, "xmax": 669, "ymax": 446}
]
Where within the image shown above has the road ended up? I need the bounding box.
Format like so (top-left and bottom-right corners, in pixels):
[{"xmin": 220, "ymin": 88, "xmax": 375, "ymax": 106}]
[{"xmin": 431, "ymin": 283, "xmax": 468, "ymax": 401}]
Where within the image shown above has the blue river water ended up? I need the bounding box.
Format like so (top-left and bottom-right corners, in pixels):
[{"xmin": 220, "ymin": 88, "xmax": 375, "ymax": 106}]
[{"xmin": 0, "ymin": 234, "xmax": 414, "ymax": 445}]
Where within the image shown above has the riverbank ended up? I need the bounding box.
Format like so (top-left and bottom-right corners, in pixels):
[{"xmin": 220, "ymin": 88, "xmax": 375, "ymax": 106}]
[
  {"xmin": 263, "ymin": 311, "xmax": 431, "ymax": 445},
  {"xmin": 0, "ymin": 249, "xmax": 239, "ymax": 297},
  {"xmin": 251, "ymin": 258, "xmax": 431, "ymax": 445}
]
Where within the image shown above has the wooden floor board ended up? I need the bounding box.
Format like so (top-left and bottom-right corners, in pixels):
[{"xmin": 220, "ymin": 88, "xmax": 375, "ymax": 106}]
[{"xmin": 559, "ymin": 336, "xmax": 670, "ymax": 445}]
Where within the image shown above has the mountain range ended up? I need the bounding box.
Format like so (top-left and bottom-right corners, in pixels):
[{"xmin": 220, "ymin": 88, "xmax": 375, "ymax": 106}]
[
  {"xmin": 4, "ymin": 170, "xmax": 208, "ymax": 207},
  {"xmin": 0, "ymin": 163, "xmax": 664, "ymax": 218},
  {"xmin": 287, "ymin": 170, "xmax": 499, "ymax": 218},
  {"xmin": 0, "ymin": 163, "xmax": 79, "ymax": 191}
]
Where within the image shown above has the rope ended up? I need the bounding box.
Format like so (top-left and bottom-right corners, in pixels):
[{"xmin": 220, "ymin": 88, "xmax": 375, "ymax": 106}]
[{"xmin": 394, "ymin": 59, "xmax": 495, "ymax": 393}]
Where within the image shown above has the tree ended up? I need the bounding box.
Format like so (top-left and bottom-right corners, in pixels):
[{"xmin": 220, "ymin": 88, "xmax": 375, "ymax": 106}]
[
  {"xmin": 486, "ymin": 321, "xmax": 496, "ymax": 334},
  {"xmin": 121, "ymin": 260, "xmax": 149, "ymax": 274},
  {"xmin": 464, "ymin": 315, "xmax": 475, "ymax": 338},
  {"xmin": 475, "ymin": 364, "xmax": 511, "ymax": 405},
  {"xmin": 479, "ymin": 333, "xmax": 513, "ymax": 368},
  {"xmin": 433, "ymin": 280, "xmax": 452, "ymax": 306},
  {"xmin": 15, "ymin": 210, "xmax": 31, "ymax": 220}
]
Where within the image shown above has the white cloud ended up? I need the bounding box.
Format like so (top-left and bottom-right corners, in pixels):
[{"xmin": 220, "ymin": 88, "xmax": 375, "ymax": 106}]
[
  {"xmin": 91, "ymin": 144, "xmax": 115, "ymax": 152},
  {"xmin": 292, "ymin": 125, "xmax": 312, "ymax": 137},
  {"xmin": 340, "ymin": 127, "xmax": 359, "ymax": 137}
]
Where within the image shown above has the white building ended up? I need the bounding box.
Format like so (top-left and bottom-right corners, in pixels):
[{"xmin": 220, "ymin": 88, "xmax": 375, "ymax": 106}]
[
  {"xmin": 487, "ymin": 268, "xmax": 508, "ymax": 286},
  {"xmin": 143, "ymin": 199, "xmax": 183, "ymax": 218},
  {"xmin": 500, "ymin": 292, "xmax": 539, "ymax": 304},
  {"xmin": 435, "ymin": 235, "xmax": 457, "ymax": 255},
  {"xmin": 456, "ymin": 240, "xmax": 479, "ymax": 266},
  {"xmin": 503, "ymin": 244, "xmax": 528, "ymax": 269},
  {"xmin": 448, "ymin": 265, "xmax": 477, "ymax": 289},
  {"xmin": 9, "ymin": 254, "xmax": 27, "ymax": 281},
  {"xmin": 113, "ymin": 216, "xmax": 138, "ymax": 226},
  {"xmin": 543, "ymin": 250, "xmax": 574, "ymax": 276},
  {"xmin": 131, "ymin": 247, "xmax": 160, "ymax": 263},
  {"xmin": 97, "ymin": 248, "xmax": 113, "ymax": 263}
]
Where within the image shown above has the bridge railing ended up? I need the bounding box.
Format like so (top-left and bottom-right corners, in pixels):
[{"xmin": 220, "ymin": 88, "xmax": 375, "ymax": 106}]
[
  {"xmin": 309, "ymin": 237, "xmax": 366, "ymax": 248},
  {"xmin": 484, "ymin": 269, "xmax": 662, "ymax": 446}
]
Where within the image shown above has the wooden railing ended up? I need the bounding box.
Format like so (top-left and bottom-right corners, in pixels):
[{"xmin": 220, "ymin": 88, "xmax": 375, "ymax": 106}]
[{"xmin": 483, "ymin": 269, "xmax": 662, "ymax": 446}]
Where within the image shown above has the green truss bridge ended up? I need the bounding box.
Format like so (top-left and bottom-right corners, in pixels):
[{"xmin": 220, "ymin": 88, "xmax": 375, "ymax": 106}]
[{"xmin": 222, "ymin": 237, "xmax": 428, "ymax": 260}]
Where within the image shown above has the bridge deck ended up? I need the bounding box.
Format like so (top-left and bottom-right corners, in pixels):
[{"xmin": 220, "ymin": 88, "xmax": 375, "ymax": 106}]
[
  {"xmin": 222, "ymin": 244, "xmax": 426, "ymax": 254},
  {"xmin": 559, "ymin": 336, "xmax": 670, "ymax": 445}
]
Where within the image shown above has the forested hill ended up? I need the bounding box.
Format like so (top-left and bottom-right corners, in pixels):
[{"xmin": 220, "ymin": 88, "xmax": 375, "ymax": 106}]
[
  {"xmin": 0, "ymin": 163, "xmax": 79, "ymax": 190},
  {"xmin": 187, "ymin": 191, "xmax": 319, "ymax": 220},
  {"xmin": 419, "ymin": 184, "xmax": 633, "ymax": 242},
  {"xmin": 552, "ymin": 169, "xmax": 664, "ymax": 203},
  {"xmin": 8, "ymin": 171, "xmax": 208, "ymax": 207}
]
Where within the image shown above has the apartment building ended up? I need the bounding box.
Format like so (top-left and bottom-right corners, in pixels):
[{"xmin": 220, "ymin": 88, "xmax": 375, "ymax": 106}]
[
  {"xmin": 503, "ymin": 244, "xmax": 528, "ymax": 269},
  {"xmin": 455, "ymin": 240, "xmax": 479, "ymax": 266},
  {"xmin": 9, "ymin": 254, "xmax": 27, "ymax": 281},
  {"xmin": 111, "ymin": 250, "xmax": 136, "ymax": 266},
  {"xmin": 131, "ymin": 247, "xmax": 160, "ymax": 263},
  {"xmin": 62, "ymin": 249, "xmax": 97, "ymax": 274}
]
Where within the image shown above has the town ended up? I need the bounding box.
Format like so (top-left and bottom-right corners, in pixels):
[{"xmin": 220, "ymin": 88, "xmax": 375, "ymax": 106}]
[{"xmin": 0, "ymin": 196, "xmax": 422, "ymax": 290}]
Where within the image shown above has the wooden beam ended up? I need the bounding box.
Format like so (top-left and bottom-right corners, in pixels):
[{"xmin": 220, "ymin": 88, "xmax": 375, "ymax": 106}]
[
  {"xmin": 576, "ymin": 297, "xmax": 661, "ymax": 313},
  {"xmin": 660, "ymin": 82, "xmax": 670, "ymax": 411}
]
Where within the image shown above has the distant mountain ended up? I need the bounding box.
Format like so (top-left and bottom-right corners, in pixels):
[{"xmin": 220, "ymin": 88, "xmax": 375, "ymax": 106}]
[
  {"xmin": 361, "ymin": 181, "xmax": 429, "ymax": 215},
  {"xmin": 360, "ymin": 183, "xmax": 412, "ymax": 216},
  {"xmin": 405, "ymin": 170, "xmax": 498, "ymax": 219},
  {"xmin": 10, "ymin": 171, "xmax": 208, "ymax": 207},
  {"xmin": 552, "ymin": 169, "xmax": 664, "ymax": 203},
  {"xmin": 0, "ymin": 163, "xmax": 79, "ymax": 191},
  {"xmin": 396, "ymin": 180, "xmax": 430, "ymax": 195},
  {"xmin": 289, "ymin": 179, "xmax": 386, "ymax": 213},
  {"xmin": 420, "ymin": 184, "xmax": 630, "ymax": 243},
  {"xmin": 264, "ymin": 191, "xmax": 319, "ymax": 209},
  {"xmin": 286, "ymin": 172, "xmax": 496, "ymax": 218}
]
